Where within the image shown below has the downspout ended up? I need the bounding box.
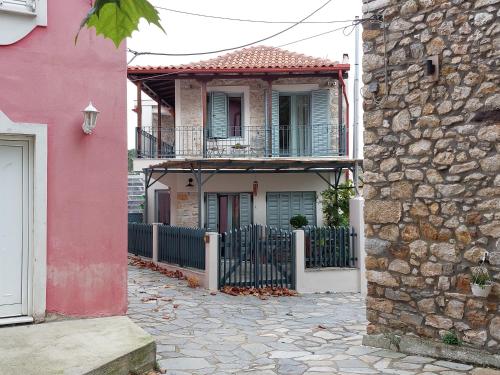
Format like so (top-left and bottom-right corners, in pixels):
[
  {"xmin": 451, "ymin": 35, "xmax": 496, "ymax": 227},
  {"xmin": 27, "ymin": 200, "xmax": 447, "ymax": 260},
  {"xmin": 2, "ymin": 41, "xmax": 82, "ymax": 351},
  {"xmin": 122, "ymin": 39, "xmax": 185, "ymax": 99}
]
[
  {"xmin": 338, "ymin": 69, "xmax": 349, "ymax": 157},
  {"xmin": 338, "ymin": 69, "xmax": 350, "ymax": 181}
]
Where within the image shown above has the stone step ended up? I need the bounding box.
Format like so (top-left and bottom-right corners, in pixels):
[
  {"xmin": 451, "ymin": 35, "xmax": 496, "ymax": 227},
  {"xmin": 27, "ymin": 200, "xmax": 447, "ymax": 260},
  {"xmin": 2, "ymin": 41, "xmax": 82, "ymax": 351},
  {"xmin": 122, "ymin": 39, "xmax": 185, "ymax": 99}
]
[{"xmin": 0, "ymin": 316, "xmax": 155, "ymax": 375}]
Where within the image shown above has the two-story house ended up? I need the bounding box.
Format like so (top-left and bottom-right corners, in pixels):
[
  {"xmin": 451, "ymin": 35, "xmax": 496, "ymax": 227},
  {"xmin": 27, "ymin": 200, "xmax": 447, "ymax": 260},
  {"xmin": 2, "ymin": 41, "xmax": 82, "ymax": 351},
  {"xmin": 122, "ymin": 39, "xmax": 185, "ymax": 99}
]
[{"xmin": 129, "ymin": 46, "xmax": 355, "ymax": 233}]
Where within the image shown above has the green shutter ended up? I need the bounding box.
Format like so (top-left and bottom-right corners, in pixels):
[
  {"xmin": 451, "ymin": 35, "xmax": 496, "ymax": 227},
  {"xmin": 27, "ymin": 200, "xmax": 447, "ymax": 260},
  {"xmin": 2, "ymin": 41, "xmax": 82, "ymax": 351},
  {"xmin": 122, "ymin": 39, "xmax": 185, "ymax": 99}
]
[
  {"xmin": 311, "ymin": 90, "xmax": 331, "ymax": 156},
  {"xmin": 266, "ymin": 192, "xmax": 280, "ymax": 228},
  {"xmin": 301, "ymin": 192, "xmax": 317, "ymax": 226},
  {"xmin": 210, "ymin": 92, "xmax": 228, "ymax": 138},
  {"xmin": 239, "ymin": 193, "xmax": 252, "ymax": 227},
  {"xmin": 267, "ymin": 191, "xmax": 317, "ymax": 229},
  {"xmin": 206, "ymin": 193, "xmax": 218, "ymax": 232},
  {"xmin": 271, "ymin": 91, "xmax": 279, "ymax": 156}
]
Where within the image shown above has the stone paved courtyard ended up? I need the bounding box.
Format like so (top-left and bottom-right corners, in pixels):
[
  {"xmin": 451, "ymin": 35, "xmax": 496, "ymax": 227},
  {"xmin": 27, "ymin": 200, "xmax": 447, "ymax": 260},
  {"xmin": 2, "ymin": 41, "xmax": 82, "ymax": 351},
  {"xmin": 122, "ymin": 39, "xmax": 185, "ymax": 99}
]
[{"xmin": 128, "ymin": 265, "xmax": 493, "ymax": 375}]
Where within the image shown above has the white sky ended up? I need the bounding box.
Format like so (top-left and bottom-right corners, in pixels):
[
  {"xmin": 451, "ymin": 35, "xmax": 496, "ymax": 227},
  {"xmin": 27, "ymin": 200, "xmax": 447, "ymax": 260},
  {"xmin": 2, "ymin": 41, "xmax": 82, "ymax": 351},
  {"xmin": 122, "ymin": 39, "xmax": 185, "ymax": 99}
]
[{"xmin": 126, "ymin": 0, "xmax": 363, "ymax": 150}]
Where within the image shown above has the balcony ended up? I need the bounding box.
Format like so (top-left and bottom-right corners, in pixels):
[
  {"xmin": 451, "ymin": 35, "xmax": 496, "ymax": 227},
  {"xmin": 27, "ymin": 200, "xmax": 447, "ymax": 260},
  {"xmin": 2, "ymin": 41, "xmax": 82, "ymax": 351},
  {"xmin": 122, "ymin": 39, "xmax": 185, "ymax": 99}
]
[{"xmin": 136, "ymin": 124, "xmax": 346, "ymax": 159}]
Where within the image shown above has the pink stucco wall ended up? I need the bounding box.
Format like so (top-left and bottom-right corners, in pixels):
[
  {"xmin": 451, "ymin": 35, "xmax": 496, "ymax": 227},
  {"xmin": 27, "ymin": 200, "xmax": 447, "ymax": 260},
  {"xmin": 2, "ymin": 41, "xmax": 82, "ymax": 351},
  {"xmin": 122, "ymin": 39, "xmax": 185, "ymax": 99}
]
[{"xmin": 0, "ymin": 0, "xmax": 128, "ymax": 316}]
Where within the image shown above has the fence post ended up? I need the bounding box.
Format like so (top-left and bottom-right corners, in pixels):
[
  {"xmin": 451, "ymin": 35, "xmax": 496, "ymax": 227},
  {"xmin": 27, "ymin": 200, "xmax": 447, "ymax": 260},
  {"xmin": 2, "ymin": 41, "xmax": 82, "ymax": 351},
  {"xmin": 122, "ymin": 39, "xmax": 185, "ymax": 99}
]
[
  {"xmin": 294, "ymin": 229, "xmax": 305, "ymax": 293},
  {"xmin": 205, "ymin": 232, "xmax": 219, "ymax": 291},
  {"xmin": 152, "ymin": 223, "xmax": 160, "ymax": 262},
  {"xmin": 349, "ymin": 196, "xmax": 366, "ymax": 295}
]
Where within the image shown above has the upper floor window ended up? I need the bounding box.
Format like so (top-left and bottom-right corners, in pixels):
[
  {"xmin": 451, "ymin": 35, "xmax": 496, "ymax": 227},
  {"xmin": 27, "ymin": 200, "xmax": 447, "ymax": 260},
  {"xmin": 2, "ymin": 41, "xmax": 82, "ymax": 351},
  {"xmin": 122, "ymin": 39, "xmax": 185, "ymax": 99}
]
[
  {"xmin": 1, "ymin": 0, "xmax": 37, "ymax": 14},
  {"xmin": 207, "ymin": 92, "xmax": 243, "ymax": 138},
  {"xmin": 0, "ymin": 0, "xmax": 47, "ymax": 45}
]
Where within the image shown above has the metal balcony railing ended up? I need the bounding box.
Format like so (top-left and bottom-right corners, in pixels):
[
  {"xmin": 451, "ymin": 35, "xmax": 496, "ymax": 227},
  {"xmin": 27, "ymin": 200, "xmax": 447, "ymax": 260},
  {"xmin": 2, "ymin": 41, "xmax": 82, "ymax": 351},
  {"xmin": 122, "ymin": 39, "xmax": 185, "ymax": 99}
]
[{"xmin": 136, "ymin": 124, "xmax": 347, "ymax": 159}]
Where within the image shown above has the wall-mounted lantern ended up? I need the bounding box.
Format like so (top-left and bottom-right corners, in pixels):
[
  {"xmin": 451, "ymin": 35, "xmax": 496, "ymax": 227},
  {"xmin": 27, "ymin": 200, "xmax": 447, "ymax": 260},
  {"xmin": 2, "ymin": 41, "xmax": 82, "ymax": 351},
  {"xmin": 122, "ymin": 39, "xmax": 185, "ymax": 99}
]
[
  {"xmin": 82, "ymin": 102, "xmax": 99, "ymax": 135},
  {"xmin": 186, "ymin": 178, "xmax": 194, "ymax": 187}
]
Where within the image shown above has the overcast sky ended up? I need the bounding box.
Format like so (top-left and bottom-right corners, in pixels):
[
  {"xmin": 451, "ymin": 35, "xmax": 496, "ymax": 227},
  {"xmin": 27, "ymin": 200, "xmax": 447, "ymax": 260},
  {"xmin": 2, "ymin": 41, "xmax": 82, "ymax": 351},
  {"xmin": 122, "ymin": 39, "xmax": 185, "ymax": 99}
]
[{"xmin": 126, "ymin": 0, "xmax": 363, "ymax": 149}]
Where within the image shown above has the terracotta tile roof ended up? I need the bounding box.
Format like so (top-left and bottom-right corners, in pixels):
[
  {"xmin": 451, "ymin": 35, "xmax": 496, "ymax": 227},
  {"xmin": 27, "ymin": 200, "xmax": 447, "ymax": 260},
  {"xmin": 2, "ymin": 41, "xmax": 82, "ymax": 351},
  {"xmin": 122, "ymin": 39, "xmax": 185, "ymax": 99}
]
[{"xmin": 128, "ymin": 46, "xmax": 348, "ymax": 74}]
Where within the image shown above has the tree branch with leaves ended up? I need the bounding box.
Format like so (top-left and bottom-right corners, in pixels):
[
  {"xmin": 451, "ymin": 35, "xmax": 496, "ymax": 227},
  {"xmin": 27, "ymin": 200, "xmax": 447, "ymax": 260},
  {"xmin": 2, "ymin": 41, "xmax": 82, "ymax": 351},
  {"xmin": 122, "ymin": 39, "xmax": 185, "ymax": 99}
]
[{"xmin": 77, "ymin": 0, "xmax": 164, "ymax": 48}]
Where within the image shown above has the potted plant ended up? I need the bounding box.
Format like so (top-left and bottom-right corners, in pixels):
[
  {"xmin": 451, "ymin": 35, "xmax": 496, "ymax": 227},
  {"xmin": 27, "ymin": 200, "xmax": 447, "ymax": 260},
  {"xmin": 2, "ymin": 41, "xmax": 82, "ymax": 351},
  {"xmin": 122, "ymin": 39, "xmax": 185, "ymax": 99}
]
[
  {"xmin": 290, "ymin": 214, "xmax": 308, "ymax": 229},
  {"xmin": 470, "ymin": 266, "xmax": 492, "ymax": 298}
]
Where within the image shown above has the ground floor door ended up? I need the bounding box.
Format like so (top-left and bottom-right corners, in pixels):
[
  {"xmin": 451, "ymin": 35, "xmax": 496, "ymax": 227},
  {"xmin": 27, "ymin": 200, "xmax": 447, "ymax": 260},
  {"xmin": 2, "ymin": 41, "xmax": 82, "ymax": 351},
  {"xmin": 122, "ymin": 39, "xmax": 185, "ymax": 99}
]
[
  {"xmin": 0, "ymin": 138, "xmax": 30, "ymax": 318},
  {"xmin": 266, "ymin": 191, "xmax": 316, "ymax": 230},
  {"xmin": 155, "ymin": 190, "xmax": 171, "ymax": 225},
  {"xmin": 206, "ymin": 193, "xmax": 252, "ymax": 233}
]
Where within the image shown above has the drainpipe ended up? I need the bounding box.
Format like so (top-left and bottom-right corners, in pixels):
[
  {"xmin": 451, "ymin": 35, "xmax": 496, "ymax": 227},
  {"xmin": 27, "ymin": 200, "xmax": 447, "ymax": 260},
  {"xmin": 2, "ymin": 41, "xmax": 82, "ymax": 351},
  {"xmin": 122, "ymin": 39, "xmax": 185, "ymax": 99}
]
[
  {"xmin": 338, "ymin": 69, "xmax": 349, "ymax": 158},
  {"xmin": 338, "ymin": 69, "xmax": 350, "ymax": 181}
]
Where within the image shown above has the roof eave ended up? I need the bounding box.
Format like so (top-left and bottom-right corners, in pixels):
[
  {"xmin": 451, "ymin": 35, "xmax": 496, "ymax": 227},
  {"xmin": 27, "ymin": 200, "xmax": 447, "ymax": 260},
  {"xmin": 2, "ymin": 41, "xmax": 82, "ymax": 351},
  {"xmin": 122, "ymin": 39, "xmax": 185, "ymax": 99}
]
[{"xmin": 127, "ymin": 64, "xmax": 351, "ymax": 76}]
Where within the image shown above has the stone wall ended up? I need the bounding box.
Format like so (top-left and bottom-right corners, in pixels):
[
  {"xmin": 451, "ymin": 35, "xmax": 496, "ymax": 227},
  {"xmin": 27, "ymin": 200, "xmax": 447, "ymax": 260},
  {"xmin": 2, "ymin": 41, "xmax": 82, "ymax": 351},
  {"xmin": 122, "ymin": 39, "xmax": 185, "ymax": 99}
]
[
  {"xmin": 362, "ymin": 0, "xmax": 499, "ymax": 352},
  {"xmin": 175, "ymin": 192, "xmax": 198, "ymax": 228}
]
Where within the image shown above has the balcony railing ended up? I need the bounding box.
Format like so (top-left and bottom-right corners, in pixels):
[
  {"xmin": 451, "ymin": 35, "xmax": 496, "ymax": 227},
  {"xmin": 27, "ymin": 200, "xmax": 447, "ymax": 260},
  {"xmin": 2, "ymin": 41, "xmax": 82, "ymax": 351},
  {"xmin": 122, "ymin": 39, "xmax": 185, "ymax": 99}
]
[{"xmin": 136, "ymin": 124, "xmax": 346, "ymax": 159}]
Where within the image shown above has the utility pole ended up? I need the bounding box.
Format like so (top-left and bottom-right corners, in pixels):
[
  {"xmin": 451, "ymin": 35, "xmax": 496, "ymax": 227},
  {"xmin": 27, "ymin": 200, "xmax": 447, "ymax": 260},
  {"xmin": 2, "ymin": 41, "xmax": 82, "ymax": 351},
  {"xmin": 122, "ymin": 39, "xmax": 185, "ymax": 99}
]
[{"xmin": 353, "ymin": 15, "xmax": 361, "ymax": 196}]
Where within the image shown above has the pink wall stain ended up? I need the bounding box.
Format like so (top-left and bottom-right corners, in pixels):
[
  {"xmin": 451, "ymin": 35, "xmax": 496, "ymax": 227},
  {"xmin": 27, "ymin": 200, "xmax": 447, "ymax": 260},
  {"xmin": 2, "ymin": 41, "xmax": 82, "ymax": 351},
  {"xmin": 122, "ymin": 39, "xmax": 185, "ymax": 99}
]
[{"xmin": 0, "ymin": 0, "xmax": 128, "ymax": 316}]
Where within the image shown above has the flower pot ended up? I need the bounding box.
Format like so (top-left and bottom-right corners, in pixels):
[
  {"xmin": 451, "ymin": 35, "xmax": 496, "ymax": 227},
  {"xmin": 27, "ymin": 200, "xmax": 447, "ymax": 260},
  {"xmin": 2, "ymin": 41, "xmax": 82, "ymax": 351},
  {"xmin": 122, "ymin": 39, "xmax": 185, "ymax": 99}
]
[{"xmin": 471, "ymin": 283, "xmax": 492, "ymax": 298}]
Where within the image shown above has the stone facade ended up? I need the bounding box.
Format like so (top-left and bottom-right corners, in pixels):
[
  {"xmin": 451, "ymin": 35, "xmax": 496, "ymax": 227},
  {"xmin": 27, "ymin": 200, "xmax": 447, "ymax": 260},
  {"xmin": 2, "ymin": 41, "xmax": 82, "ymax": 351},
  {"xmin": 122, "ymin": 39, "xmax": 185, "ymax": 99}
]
[
  {"xmin": 175, "ymin": 192, "xmax": 198, "ymax": 228},
  {"xmin": 177, "ymin": 77, "xmax": 342, "ymax": 156},
  {"xmin": 362, "ymin": 0, "xmax": 499, "ymax": 353}
]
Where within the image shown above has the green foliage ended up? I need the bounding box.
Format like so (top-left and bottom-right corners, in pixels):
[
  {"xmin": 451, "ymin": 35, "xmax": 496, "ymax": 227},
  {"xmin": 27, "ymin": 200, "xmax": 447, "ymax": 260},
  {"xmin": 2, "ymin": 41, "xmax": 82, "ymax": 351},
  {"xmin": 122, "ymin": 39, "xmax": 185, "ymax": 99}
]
[
  {"xmin": 471, "ymin": 266, "xmax": 491, "ymax": 287},
  {"xmin": 442, "ymin": 331, "xmax": 461, "ymax": 346},
  {"xmin": 290, "ymin": 214, "xmax": 308, "ymax": 229},
  {"xmin": 77, "ymin": 0, "xmax": 164, "ymax": 47},
  {"xmin": 321, "ymin": 180, "xmax": 355, "ymax": 227}
]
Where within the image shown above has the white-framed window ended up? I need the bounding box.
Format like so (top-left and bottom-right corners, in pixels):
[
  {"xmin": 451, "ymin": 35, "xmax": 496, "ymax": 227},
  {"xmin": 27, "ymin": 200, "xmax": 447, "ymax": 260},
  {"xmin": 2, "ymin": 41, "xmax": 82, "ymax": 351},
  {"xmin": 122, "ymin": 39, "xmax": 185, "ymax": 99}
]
[
  {"xmin": 207, "ymin": 92, "xmax": 244, "ymax": 139},
  {"xmin": 0, "ymin": 0, "xmax": 47, "ymax": 45}
]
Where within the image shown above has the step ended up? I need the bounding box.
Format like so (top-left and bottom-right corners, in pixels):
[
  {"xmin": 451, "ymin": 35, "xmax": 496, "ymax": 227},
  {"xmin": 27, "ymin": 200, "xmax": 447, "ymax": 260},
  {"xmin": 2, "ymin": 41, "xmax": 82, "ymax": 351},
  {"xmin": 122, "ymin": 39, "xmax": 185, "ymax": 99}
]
[{"xmin": 0, "ymin": 316, "xmax": 156, "ymax": 375}]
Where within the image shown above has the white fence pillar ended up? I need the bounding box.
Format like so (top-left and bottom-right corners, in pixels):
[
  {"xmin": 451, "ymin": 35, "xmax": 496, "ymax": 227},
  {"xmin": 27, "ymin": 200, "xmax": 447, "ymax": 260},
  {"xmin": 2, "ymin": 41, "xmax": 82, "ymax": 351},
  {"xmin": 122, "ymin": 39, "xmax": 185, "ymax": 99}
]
[
  {"xmin": 349, "ymin": 196, "xmax": 366, "ymax": 296},
  {"xmin": 205, "ymin": 232, "xmax": 219, "ymax": 291},
  {"xmin": 294, "ymin": 229, "xmax": 305, "ymax": 293},
  {"xmin": 152, "ymin": 223, "xmax": 160, "ymax": 262}
]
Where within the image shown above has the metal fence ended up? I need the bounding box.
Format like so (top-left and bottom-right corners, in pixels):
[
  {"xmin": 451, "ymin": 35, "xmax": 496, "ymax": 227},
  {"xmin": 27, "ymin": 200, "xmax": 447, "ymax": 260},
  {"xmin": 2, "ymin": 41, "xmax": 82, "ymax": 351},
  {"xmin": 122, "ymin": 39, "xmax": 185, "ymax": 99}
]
[
  {"xmin": 158, "ymin": 225, "xmax": 206, "ymax": 270},
  {"xmin": 218, "ymin": 225, "xmax": 295, "ymax": 289},
  {"xmin": 304, "ymin": 226, "xmax": 356, "ymax": 268},
  {"xmin": 128, "ymin": 223, "xmax": 153, "ymax": 258},
  {"xmin": 135, "ymin": 124, "xmax": 346, "ymax": 159}
]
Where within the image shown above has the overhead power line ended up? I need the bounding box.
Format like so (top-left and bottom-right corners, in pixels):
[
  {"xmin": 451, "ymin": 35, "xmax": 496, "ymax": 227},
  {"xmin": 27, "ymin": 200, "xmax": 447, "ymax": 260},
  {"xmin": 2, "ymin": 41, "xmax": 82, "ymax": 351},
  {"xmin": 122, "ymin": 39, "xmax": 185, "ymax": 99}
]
[
  {"xmin": 128, "ymin": 0, "xmax": 332, "ymax": 61},
  {"xmin": 277, "ymin": 18, "xmax": 366, "ymax": 48},
  {"xmin": 155, "ymin": 5, "xmax": 355, "ymax": 24}
]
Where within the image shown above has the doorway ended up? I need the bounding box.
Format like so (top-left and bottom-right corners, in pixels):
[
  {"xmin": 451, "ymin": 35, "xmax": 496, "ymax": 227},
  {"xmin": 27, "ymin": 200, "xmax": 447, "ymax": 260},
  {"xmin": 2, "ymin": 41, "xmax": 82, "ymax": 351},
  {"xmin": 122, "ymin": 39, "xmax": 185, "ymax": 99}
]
[
  {"xmin": 0, "ymin": 138, "xmax": 31, "ymax": 318},
  {"xmin": 278, "ymin": 94, "xmax": 311, "ymax": 156},
  {"xmin": 155, "ymin": 190, "xmax": 171, "ymax": 225}
]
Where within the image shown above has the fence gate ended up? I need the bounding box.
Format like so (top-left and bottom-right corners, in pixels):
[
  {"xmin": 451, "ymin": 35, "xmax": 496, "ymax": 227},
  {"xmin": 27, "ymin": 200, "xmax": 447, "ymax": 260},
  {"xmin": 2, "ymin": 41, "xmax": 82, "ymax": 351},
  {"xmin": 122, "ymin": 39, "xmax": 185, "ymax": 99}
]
[{"xmin": 218, "ymin": 225, "xmax": 295, "ymax": 289}]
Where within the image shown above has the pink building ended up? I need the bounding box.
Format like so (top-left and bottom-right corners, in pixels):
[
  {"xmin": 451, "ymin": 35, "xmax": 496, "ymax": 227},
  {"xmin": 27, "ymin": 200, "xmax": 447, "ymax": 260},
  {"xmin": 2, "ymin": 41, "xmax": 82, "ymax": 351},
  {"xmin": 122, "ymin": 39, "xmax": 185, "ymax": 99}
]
[{"xmin": 0, "ymin": 0, "xmax": 127, "ymax": 323}]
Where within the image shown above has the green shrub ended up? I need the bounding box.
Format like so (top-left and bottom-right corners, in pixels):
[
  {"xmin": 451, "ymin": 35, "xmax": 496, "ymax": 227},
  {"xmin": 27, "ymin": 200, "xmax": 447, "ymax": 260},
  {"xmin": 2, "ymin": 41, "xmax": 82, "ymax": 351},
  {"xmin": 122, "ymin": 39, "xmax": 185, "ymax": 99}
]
[
  {"xmin": 321, "ymin": 180, "xmax": 355, "ymax": 227},
  {"xmin": 290, "ymin": 214, "xmax": 308, "ymax": 229},
  {"xmin": 442, "ymin": 331, "xmax": 461, "ymax": 346}
]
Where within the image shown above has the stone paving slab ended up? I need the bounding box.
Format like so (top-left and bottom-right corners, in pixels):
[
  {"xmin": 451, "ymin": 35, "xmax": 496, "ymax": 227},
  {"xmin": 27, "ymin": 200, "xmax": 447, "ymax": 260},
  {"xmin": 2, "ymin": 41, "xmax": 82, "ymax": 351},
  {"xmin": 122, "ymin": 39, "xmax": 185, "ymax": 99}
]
[{"xmin": 128, "ymin": 265, "xmax": 493, "ymax": 375}]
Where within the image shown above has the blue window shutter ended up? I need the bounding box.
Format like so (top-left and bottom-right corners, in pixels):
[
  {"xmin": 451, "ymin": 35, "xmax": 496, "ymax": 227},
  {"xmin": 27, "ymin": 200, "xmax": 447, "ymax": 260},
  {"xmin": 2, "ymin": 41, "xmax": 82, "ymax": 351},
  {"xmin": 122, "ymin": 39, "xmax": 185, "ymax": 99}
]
[
  {"xmin": 239, "ymin": 193, "xmax": 252, "ymax": 227},
  {"xmin": 266, "ymin": 193, "xmax": 280, "ymax": 228},
  {"xmin": 279, "ymin": 193, "xmax": 291, "ymax": 229},
  {"xmin": 311, "ymin": 90, "xmax": 331, "ymax": 156},
  {"xmin": 302, "ymin": 192, "xmax": 317, "ymax": 226},
  {"xmin": 210, "ymin": 92, "xmax": 228, "ymax": 138},
  {"xmin": 206, "ymin": 193, "xmax": 218, "ymax": 232},
  {"xmin": 271, "ymin": 91, "xmax": 279, "ymax": 156}
]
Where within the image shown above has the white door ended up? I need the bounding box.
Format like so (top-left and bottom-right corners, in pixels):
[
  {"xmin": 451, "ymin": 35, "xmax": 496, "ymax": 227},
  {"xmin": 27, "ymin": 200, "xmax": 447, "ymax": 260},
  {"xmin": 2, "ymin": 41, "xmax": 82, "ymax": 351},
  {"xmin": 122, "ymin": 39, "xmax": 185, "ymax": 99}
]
[{"xmin": 0, "ymin": 138, "xmax": 30, "ymax": 318}]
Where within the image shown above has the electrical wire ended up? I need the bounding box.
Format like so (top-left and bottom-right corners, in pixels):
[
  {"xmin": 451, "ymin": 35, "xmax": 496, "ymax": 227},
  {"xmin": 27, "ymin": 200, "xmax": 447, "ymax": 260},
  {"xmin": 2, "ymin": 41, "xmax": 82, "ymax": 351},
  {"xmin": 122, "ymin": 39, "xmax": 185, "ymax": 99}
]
[
  {"xmin": 128, "ymin": 0, "xmax": 332, "ymax": 60},
  {"xmin": 154, "ymin": 5, "xmax": 356, "ymax": 25},
  {"xmin": 277, "ymin": 17, "xmax": 367, "ymax": 48}
]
